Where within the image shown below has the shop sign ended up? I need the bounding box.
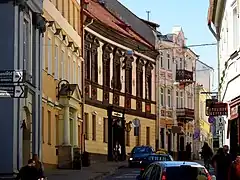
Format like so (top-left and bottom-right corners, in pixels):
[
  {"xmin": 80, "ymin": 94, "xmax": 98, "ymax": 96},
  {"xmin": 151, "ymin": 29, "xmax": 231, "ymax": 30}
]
[
  {"xmin": 230, "ymin": 105, "xmax": 238, "ymax": 120},
  {"xmin": 208, "ymin": 102, "xmax": 228, "ymax": 116}
]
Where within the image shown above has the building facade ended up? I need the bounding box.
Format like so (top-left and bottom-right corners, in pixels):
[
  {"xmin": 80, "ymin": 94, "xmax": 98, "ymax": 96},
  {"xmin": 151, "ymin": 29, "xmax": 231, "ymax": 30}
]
[
  {"xmin": 157, "ymin": 27, "xmax": 197, "ymax": 159},
  {"xmin": 0, "ymin": 0, "xmax": 45, "ymax": 175},
  {"xmin": 208, "ymin": 0, "xmax": 240, "ymax": 154},
  {"xmin": 42, "ymin": 0, "xmax": 83, "ymax": 168},
  {"xmin": 194, "ymin": 85, "xmax": 212, "ymax": 158},
  {"xmin": 83, "ymin": 0, "xmax": 158, "ymax": 159}
]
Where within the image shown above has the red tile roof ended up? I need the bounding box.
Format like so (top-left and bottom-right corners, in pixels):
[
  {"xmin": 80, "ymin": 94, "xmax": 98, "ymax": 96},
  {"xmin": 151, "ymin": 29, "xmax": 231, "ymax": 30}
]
[{"xmin": 83, "ymin": 0, "xmax": 153, "ymax": 48}]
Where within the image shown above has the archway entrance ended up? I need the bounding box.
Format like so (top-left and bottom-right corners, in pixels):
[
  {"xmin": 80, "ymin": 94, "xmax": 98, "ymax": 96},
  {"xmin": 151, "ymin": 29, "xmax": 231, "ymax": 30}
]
[{"xmin": 22, "ymin": 107, "xmax": 31, "ymax": 166}]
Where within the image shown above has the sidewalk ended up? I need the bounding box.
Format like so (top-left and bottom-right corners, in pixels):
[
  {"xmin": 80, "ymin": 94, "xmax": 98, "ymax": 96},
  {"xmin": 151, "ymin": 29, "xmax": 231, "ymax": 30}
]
[{"xmin": 45, "ymin": 161, "xmax": 127, "ymax": 180}]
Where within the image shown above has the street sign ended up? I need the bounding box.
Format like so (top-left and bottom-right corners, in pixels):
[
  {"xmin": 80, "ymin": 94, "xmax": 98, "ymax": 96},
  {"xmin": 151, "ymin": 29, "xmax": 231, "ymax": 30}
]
[
  {"xmin": 0, "ymin": 85, "xmax": 28, "ymax": 98},
  {"xmin": 208, "ymin": 102, "xmax": 228, "ymax": 116},
  {"xmin": 0, "ymin": 70, "xmax": 26, "ymax": 83}
]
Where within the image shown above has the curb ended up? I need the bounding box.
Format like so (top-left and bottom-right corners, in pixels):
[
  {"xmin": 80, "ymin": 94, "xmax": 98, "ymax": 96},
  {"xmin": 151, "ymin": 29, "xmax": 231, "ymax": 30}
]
[{"xmin": 90, "ymin": 165, "xmax": 126, "ymax": 180}]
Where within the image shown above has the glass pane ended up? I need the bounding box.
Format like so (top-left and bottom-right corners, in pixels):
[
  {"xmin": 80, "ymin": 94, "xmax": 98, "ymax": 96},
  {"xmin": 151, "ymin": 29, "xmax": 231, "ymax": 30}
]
[{"xmin": 166, "ymin": 166, "xmax": 200, "ymax": 180}]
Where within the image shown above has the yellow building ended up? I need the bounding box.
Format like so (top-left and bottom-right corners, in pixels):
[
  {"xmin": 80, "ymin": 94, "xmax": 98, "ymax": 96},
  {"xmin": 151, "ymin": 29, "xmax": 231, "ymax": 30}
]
[
  {"xmin": 194, "ymin": 85, "xmax": 212, "ymax": 157},
  {"xmin": 83, "ymin": 0, "xmax": 158, "ymax": 159},
  {"xmin": 42, "ymin": 0, "xmax": 83, "ymax": 168}
]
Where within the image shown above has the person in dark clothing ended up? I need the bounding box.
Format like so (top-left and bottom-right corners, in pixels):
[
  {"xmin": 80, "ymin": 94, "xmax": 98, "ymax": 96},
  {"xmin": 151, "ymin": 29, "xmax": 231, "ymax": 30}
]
[
  {"xmin": 186, "ymin": 142, "xmax": 191, "ymax": 160},
  {"xmin": 32, "ymin": 154, "xmax": 44, "ymax": 179},
  {"xmin": 201, "ymin": 142, "xmax": 213, "ymax": 169},
  {"xmin": 16, "ymin": 159, "xmax": 38, "ymax": 180},
  {"xmin": 230, "ymin": 155, "xmax": 240, "ymax": 180},
  {"xmin": 212, "ymin": 145, "xmax": 232, "ymax": 180}
]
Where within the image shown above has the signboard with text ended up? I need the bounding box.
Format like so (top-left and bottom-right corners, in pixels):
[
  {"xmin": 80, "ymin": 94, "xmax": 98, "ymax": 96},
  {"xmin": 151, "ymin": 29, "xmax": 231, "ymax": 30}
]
[{"xmin": 208, "ymin": 102, "xmax": 228, "ymax": 116}]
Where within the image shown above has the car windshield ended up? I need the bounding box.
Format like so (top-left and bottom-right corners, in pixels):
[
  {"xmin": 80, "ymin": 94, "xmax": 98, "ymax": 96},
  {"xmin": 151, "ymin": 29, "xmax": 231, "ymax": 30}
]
[
  {"xmin": 147, "ymin": 155, "xmax": 171, "ymax": 161},
  {"xmin": 166, "ymin": 166, "xmax": 200, "ymax": 180},
  {"xmin": 132, "ymin": 147, "xmax": 150, "ymax": 153}
]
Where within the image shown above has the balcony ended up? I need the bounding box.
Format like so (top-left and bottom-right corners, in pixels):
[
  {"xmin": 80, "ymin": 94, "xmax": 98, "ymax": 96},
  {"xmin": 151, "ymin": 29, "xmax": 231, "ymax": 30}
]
[
  {"xmin": 176, "ymin": 69, "xmax": 193, "ymax": 83},
  {"xmin": 176, "ymin": 108, "xmax": 194, "ymax": 121}
]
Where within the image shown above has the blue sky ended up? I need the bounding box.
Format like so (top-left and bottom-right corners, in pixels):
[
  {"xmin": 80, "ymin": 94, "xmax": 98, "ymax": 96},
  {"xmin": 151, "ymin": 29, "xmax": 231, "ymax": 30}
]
[{"xmin": 120, "ymin": 0, "xmax": 217, "ymax": 70}]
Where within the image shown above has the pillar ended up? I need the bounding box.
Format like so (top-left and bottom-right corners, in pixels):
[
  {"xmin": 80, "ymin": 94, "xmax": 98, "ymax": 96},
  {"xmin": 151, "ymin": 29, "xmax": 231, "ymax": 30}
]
[
  {"xmin": 72, "ymin": 111, "xmax": 78, "ymax": 146},
  {"xmin": 63, "ymin": 106, "xmax": 70, "ymax": 145}
]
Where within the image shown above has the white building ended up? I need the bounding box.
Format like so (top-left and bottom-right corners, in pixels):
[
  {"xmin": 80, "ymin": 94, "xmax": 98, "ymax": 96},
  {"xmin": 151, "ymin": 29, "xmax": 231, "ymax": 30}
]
[{"xmin": 208, "ymin": 0, "xmax": 240, "ymax": 151}]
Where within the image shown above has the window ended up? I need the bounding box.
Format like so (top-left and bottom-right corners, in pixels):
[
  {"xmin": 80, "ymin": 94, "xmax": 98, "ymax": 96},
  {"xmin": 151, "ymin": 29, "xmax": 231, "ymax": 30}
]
[
  {"xmin": 135, "ymin": 127, "xmax": 141, "ymax": 146},
  {"xmin": 103, "ymin": 118, "xmax": 108, "ymax": 143},
  {"xmin": 146, "ymin": 127, "xmax": 150, "ymax": 145},
  {"xmin": 160, "ymin": 56, "xmax": 163, "ymax": 68},
  {"xmin": 68, "ymin": 55, "xmax": 71, "ymax": 82},
  {"xmin": 125, "ymin": 64, "xmax": 132, "ymax": 94},
  {"xmin": 85, "ymin": 47, "xmax": 91, "ymax": 80},
  {"xmin": 167, "ymin": 89, "xmax": 171, "ymax": 107},
  {"xmin": 73, "ymin": 60, "xmax": 76, "ymax": 83},
  {"xmin": 84, "ymin": 113, "xmax": 89, "ymax": 140},
  {"xmin": 23, "ymin": 18, "xmax": 32, "ymax": 81},
  {"xmin": 233, "ymin": 7, "xmax": 239, "ymax": 50},
  {"xmin": 42, "ymin": 107, "xmax": 44, "ymax": 143},
  {"xmin": 55, "ymin": 115, "xmax": 59, "ymax": 145},
  {"xmin": 62, "ymin": 0, "xmax": 65, "ymax": 16},
  {"xmin": 78, "ymin": 65, "xmax": 81, "ymax": 87},
  {"xmin": 136, "ymin": 60, "xmax": 143, "ymax": 97},
  {"xmin": 92, "ymin": 114, "xmax": 96, "ymax": 141},
  {"xmin": 160, "ymin": 88, "xmax": 165, "ymax": 106},
  {"xmin": 56, "ymin": 0, "xmax": 59, "ymax": 9},
  {"xmin": 145, "ymin": 64, "xmax": 152, "ymax": 100},
  {"xmin": 73, "ymin": 5, "xmax": 76, "ymax": 30},
  {"xmin": 68, "ymin": 0, "xmax": 71, "ymax": 22},
  {"xmin": 54, "ymin": 45, "xmax": 59, "ymax": 79},
  {"xmin": 42, "ymin": 37, "xmax": 45, "ymax": 70},
  {"xmin": 60, "ymin": 50, "xmax": 64, "ymax": 79},
  {"xmin": 167, "ymin": 53, "xmax": 170, "ymax": 70},
  {"xmin": 176, "ymin": 91, "xmax": 179, "ymax": 108},
  {"xmin": 179, "ymin": 58, "xmax": 182, "ymax": 69},
  {"xmin": 91, "ymin": 48, "xmax": 98, "ymax": 83},
  {"xmin": 48, "ymin": 38, "xmax": 52, "ymax": 74},
  {"xmin": 47, "ymin": 111, "xmax": 51, "ymax": 145},
  {"xmin": 113, "ymin": 53, "xmax": 121, "ymax": 90},
  {"xmin": 180, "ymin": 92, "xmax": 184, "ymax": 108}
]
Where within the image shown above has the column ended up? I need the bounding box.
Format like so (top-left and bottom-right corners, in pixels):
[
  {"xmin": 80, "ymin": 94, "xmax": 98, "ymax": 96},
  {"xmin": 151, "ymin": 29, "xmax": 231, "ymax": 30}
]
[
  {"xmin": 63, "ymin": 106, "xmax": 70, "ymax": 145},
  {"xmin": 72, "ymin": 111, "xmax": 78, "ymax": 146}
]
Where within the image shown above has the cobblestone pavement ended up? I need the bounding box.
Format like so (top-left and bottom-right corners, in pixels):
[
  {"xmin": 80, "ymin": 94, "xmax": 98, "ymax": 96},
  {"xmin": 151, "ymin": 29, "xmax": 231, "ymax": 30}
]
[
  {"xmin": 103, "ymin": 168, "xmax": 139, "ymax": 180},
  {"xmin": 45, "ymin": 161, "xmax": 127, "ymax": 180}
]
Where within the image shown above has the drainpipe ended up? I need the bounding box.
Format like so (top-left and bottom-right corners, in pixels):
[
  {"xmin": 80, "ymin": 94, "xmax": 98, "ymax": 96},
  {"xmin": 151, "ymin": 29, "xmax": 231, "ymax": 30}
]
[{"xmin": 208, "ymin": 23, "xmax": 223, "ymax": 145}]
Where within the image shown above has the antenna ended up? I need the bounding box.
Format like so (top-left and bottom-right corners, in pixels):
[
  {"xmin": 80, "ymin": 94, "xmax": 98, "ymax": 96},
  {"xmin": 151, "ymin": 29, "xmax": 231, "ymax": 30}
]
[{"xmin": 146, "ymin": 10, "xmax": 151, "ymax": 21}]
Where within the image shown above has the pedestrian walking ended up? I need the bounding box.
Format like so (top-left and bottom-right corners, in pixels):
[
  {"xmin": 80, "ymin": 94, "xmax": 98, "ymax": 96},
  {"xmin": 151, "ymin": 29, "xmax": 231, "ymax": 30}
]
[
  {"xmin": 230, "ymin": 155, "xmax": 240, "ymax": 180},
  {"xmin": 32, "ymin": 154, "xmax": 45, "ymax": 179},
  {"xmin": 201, "ymin": 142, "xmax": 213, "ymax": 170},
  {"xmin": 212, "ymin": 145, "xmax": 232, "ymax": 180},
  {"xmin": 16, "ymin": 159, "xmax": 38, "ymax": 180}
]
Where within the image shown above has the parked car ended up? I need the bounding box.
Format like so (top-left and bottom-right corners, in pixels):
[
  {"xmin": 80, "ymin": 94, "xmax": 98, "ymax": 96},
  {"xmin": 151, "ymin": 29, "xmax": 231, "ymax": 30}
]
[
  {"xmin": 139, "ymin": 154, "xmax": 173, "ymax": 168},
  {"xmin": 136, "ymin": 161, "xmax": 215, "ymax": 180},
  {"xmin": 128, "ymin": 146, "xmax": 154, "ymax": 167}
]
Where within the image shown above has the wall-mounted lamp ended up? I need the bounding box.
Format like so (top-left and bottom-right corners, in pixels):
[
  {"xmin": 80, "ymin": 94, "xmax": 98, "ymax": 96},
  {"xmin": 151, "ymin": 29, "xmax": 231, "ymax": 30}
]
[{"xmin": 56, "ymin": 79, "xmax": 71, "ymax": 100}]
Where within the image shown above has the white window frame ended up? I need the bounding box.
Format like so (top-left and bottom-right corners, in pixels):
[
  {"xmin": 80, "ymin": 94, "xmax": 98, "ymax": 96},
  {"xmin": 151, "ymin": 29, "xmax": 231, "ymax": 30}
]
[
  {"xmin": 68, "ymin": 54, "xmax": 71, "ymax": 82},
  {"xmin": 167, "ymin": 89, "xmax": 171, "ymax": 107},
  {"xmin": 232, "ymin": 5, "xmax": 239, "ymax": 50},
  {"xmin": 54, "ymin": 45, "xmax": 59, "ymax": 79},
  {"xmin": 23, "ymin": 14, "xmax": 33, "ymax": 82},
  {"xmin": 160, "ymin": 88, "xmax": 165, "ymax": 106},
  {"xmin": 60, "ymin": 49, "xmax": 65, "ymax": 80},
  {"xmin": 48, "ymin": 37, "xmax": 52, "ymax": 75},
  {"xmin": 73, "ymin": 57, "xmax": 76, "ymax": 83},
  {"xmin": 160, "ymin": 56, "xmax": 163, "ymax": 68},
  {"xmin": 78, "ymin": 63, "xmax": 81, "ymax": 87},
  {"xmin": 180, "ymin": 91, "xmax": 184, "ymax": 108},
  {"xmin": 176, "ymin": 91, "xmax": 179, "ymax": 108}
]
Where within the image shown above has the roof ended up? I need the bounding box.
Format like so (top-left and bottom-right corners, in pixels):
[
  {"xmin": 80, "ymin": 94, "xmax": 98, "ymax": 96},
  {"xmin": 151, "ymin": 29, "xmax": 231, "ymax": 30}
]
[
  {"xmin": 207, "ymin": 0, "xmax": 216, "ymax": 25},
  {"xmin": 102, "ymin": 0, "xmax": 156, "ymax": 46},
  {"xmin": 156, "ymin": 161, "xmax": 202, "ymax": 167},
  {"xmin": 140, "ymin": 19, "xmax": 160, "ymax": 29},
  {"xmin": 84, "ymin": 0, "xmax": 152, "ymax": 48}
]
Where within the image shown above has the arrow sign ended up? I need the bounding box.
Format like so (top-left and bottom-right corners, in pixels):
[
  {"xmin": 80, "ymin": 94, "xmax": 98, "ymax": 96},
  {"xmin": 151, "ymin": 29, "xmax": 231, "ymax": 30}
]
[
  {"xmin": 0, "ymin": 85, "xmax": 28, "ymax": 98},
  {"xmin": 0, "ymin": 70, "xmax": 26, "ymax": 83}
]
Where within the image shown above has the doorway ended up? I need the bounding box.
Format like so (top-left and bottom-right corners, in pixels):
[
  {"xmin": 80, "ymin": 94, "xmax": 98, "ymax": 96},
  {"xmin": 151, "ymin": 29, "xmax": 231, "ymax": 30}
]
[
  {"xmin": 230, "ymin": 119, "xmax": 238, "ymax": 159},
  {"xmin": 22, "ymin": 107, "xmax": 31, "ymax": 166}
]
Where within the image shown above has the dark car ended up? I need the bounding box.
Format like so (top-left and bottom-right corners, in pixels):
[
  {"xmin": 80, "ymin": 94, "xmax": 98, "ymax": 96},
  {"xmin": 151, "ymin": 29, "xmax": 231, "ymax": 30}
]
[
  {"xmin": 136, "ymin": 161, "xmax": 214, "ymax": 180},
  {"xmin": 128, "ymin": 146, "xmax": 154, "ymax": 167},
  {"xmin": 139, "ymin": 154, "xmax": 173, "ymax": 168}
]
